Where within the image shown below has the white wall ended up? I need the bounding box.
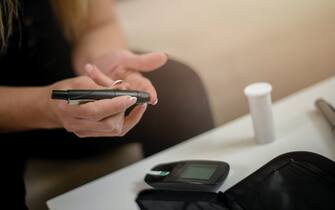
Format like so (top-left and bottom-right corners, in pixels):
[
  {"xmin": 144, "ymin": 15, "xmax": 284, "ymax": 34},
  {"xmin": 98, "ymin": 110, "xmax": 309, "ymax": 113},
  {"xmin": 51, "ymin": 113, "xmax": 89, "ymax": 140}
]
[{"xmin": 117, "ymin": 0, "xmax": 335, "ymax": 125}]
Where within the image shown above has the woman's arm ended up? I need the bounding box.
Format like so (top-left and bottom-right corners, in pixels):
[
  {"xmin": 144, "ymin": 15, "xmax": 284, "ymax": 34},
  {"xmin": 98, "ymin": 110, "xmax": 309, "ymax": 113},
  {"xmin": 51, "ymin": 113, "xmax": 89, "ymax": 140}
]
[
  {"xmin": 0, "ymin": 86, "xmax": 56, "ymax": 132},
  {"xmin": 72, "ymin": 0, "xmax": 127, "ymax": 74}
]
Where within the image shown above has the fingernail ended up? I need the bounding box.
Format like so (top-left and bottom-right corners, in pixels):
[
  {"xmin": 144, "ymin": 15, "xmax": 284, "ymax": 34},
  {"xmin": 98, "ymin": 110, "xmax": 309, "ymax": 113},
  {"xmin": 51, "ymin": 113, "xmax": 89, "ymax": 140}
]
[
  {"xmin": 153, "ymin": 98, "xmax": 158, "ymax": 105},
  {"xmin": 112, "ymin": 80, "xmax": 123, "ymax": 87},
  {"xmin": 130, "ymin": 97, "xmax": 137, "ymax": 104},
  {"xmin": 142, "ymin": 103, "xmax": 148, "ymax": 109},
  {"xmin": 85, "ymin": 64, "xmax": 94, "ymax": 73}
]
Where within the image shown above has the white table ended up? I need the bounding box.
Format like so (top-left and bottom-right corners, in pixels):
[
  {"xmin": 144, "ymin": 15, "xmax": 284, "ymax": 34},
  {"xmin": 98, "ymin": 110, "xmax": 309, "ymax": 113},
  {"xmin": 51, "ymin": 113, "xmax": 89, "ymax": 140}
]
[{"xmin": 47, "ymin": 76, "xmax": 335, "ymax": 210}]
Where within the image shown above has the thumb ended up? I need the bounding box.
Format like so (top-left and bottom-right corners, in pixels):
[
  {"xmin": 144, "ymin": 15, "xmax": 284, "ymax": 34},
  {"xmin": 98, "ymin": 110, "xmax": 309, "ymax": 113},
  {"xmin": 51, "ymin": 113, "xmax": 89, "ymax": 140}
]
[{"xmin": 119, "ymin": 51, "xmax": 168, "ymax": 72}]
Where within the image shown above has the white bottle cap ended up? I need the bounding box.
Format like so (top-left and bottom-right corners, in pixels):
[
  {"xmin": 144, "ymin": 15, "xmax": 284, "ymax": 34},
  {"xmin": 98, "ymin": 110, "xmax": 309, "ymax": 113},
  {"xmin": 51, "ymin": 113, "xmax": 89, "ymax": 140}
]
[
  {"xmin": 244, "ymin": 82, "xmax": 275, "ymax": 144},
  {"xmin": 244, "ymin": 83, "xmax": 272, "ymax": 98}
]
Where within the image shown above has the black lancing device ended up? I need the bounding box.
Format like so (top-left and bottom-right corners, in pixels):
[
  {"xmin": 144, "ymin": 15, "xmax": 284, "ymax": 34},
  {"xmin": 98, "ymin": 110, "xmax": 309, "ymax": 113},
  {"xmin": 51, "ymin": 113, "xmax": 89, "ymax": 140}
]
[{"xmin": 52, "ymin": 89, "xmax": 150, "ymax": 104}]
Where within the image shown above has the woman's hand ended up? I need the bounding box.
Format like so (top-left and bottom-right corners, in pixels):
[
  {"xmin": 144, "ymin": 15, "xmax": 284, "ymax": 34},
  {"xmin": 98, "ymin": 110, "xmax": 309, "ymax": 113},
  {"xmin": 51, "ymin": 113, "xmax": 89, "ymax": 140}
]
[
  {"xmin": 45, "ymin": 65, "xmax": 147, "ymax": 138},
  {"xmin": 92, "ymin": 50, "xmax": 168, "ymax": 105},
  {"xmin": 71, "ymin": 11, "xmax": 167, "ymax": 105}
]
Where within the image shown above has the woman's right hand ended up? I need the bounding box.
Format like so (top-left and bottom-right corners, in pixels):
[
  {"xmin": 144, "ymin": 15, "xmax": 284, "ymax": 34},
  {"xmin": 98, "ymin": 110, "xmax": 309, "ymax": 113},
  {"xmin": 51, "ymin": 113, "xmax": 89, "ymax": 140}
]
[{"xmin": 44, "ymin": 65, "xmax": 147, "ymax": 138}]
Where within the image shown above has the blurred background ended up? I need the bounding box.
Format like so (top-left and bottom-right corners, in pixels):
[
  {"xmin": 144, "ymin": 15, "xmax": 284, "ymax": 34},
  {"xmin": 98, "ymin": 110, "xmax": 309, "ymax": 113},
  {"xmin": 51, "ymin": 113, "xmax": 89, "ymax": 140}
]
[{"xmin": 116, "ymin": 0, "xmax": 335, "ymax": 125}]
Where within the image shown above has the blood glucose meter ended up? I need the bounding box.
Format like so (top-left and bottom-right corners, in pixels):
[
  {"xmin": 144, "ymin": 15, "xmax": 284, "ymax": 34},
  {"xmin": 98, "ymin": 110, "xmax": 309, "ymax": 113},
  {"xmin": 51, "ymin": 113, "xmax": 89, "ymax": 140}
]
[{"xmin": 144, "ymin": 160, "xmax": 229, "ymax": 192}]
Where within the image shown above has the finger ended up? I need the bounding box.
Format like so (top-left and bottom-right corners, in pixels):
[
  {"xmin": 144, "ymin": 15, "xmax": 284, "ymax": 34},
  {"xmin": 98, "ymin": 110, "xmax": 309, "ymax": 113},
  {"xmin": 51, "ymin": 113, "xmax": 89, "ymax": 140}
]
[
  {"xmin": 59, "ymin": 96, "xmax": 137, "ymax": 121},
  {"xmin": 73, "ymin": 130, "xmax": 116, "ymax": 138},
  {"xmin": 141, "ymin": 79, "xmax": 157, "ymax": 104},
  {"xmin": 72, "ymin": 104, "xmax": 146, "ymax": 137},
  {"xmin": 119, "ymin": 51, "xmax": 168, "ymax": 72},
  {"xmin": 62, "ymin": 117, "xmax": 101, "ymax": 133},
  {"xmin": 71, "ymin": 113, "xmax": 125, "ymax": 137},
  {"xmin": 124, "ymin": 73, "xmax": 157, "ymax": 104},
  {"xmin": 141, "ymin": 78, "xmax": 157, "ymax": 104},
  {"xmin": 121, "ymin": 103, "xmax": 147, "ymax": 135},
  {"xmin": 85, "ymin": 64, "xmax": 115, "ymax": 87},
  {"xmin": 74, "ymin": 130, "xmax": 126, "ymax": 138},
  {"xmin": 64, "ymin": 113, "xmax": 124, "ymax": 133}
]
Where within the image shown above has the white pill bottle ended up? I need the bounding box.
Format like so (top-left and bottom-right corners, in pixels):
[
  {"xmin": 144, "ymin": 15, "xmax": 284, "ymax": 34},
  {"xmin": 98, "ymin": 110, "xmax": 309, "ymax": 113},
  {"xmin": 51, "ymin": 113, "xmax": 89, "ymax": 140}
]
[{"xmin": 244, "ymin": 83, "xmax": 276, "ymax": 144}]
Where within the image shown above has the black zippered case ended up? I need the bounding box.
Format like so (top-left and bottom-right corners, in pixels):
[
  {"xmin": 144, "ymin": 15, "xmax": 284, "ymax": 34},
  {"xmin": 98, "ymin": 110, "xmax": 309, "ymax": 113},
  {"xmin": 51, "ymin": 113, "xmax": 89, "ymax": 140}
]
[{"xmin": 136, "ymin": 151, "xmax": 335, "ymax": 210}]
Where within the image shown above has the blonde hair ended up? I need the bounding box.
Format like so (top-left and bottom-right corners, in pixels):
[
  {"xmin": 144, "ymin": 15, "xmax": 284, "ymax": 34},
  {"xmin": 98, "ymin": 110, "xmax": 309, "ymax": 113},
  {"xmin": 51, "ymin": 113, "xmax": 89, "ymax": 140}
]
[
  {"xmin": 0, "ymin": 0, "xmax": 19, "ymax": 50},
  {"xmin": 0, "ymin": 0, "xmax": 89, "ymax": 50}
]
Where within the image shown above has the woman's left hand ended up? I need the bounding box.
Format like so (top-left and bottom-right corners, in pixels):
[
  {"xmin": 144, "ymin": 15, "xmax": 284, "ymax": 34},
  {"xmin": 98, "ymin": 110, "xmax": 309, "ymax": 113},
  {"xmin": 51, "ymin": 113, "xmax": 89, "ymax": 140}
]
[{"xmin": 92, "ymin": 50, "xmax": 168, "ymax": 105}]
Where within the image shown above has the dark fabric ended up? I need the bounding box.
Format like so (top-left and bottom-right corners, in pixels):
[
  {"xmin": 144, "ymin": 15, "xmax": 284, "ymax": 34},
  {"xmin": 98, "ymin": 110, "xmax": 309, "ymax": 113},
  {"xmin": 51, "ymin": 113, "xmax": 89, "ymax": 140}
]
[
  {"xmin": 0, "ymin": 0, "xmax": 214, "ymax": 209},
  {"xmin": 0, "ymin": 0, "xmax": 74, "ymax": 86},
  {"xmin": 223, "ymin": 151, "xmax": 335, "ymax": 210},
  {"xmin": 136, "ymin": 190, "xmax": 229, "ymax": 210},
  {"xmin": 1, "ymin": 157, "xmax": 28, "ymax": 210},
  {"xmin": 0, "ymin": 0, "xmax": 71, "ymax": 209}
]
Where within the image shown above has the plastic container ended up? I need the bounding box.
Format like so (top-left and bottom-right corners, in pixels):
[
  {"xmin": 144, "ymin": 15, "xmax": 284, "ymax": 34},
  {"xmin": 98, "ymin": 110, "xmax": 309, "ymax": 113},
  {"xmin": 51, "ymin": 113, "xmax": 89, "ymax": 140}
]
[{"xmin": 244, "ymin": 82, "xmax": 275, "ymax": 144}]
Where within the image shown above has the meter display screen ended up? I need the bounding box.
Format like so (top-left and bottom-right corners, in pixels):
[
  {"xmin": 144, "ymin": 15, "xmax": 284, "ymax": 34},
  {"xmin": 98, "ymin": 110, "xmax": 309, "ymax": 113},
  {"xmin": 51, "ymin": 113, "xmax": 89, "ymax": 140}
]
[{"xmin": 179, "ymin": 164, "xmax": 218, "ymax": 180}]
